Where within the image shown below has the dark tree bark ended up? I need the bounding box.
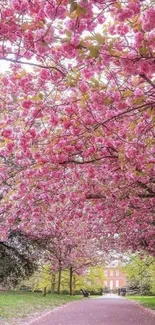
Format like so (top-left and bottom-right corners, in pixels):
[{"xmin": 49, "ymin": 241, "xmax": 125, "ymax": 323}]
[
  {"xmin": 57, "ymin": 264, "xmax": 62, "ymax": 294},
  {"xmin": 51, "ymin": 272, "xmax": 56, "ymax": 293},
  {"xmin": 42, "ymin": 286, "xmax": 47, "ymax": 296},
  {"xmin": 69, "ymin": 267, "xmax": 73, "ymax": 296}
]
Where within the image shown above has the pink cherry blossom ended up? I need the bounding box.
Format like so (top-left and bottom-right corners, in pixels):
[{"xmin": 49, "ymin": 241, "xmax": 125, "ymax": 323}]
[
  {"xmin": 134, "ymin": 89, "xmax": 143, "ymax": 97},
  {"xmin": 117, "ymin": 24, "xmax": 129, "ymax": 36},
  {"xmin": 2, "ymin": 129, "xmax": 13, "ymax": 139},
  {"xmin": 40, "ymin": 69, "xmax": 51, "ymax": 80},
  {"xmin": 142, "ymin": 7, "xmax": 155, "ymax": 32},
  {"xmin": 22, "ymin": 100, "xmax": 33, "ymax": 109},
  {"xmin": 79, "ymin": 82, "xmax": 89, "ymax": 93},
  {"xmin": 117, "ymin": 8, "xmax": 134, "ymax": 22}
]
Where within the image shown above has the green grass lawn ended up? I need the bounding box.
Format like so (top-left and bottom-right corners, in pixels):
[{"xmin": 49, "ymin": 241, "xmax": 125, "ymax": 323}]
[
  {"xmin": 127, "ymin": 296, "xmax": 155, "ymax": 310},
  {"xmin": 0, "ymin": 291, "xmax": 82, "ymax": 322}
]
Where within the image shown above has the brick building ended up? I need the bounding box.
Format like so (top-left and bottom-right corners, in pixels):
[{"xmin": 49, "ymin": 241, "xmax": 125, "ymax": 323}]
[{"xmin": 104, "ymin": 267, "xmax": 126, "ymax": 290}]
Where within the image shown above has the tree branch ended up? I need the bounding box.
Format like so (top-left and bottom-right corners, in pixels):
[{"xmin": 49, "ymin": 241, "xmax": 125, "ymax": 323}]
[
  {"xmin": 86, "ymin": 194, "xmax": 106, "ymax": 199},
  {"xmin": 94, "ymin": 102, "xmax": 155, "ymax": 130},
  {"xmin": 0, "ymin": 58, "xmax": 66, "ymax": 76},
  {"xmin": 140, "ymin": 74, "xmax": 155, "ymax": 89},
  {"xmin": 60, "ymin": 155, "xmax": 118, "ymax": 165}
]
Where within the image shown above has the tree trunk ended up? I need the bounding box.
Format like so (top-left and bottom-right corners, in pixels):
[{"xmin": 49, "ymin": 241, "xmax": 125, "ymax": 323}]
[
  {"xmin": 32, "ymin": 283, "xmax": 35, "ymax": 293},
  {"xmin": 51, "ymin": 273, "xmax": 56, "ymax": 293},
  {"xmin": 69, "ymin": 267, "xmax": 73, "ymax": 296},
  {"xmin": 140, "ymin": 278, "xmax": 143, "ymax": 296},
  {"xmin": 73, "ymin": 275, "xmax": 76, "ymax": 295},
  {"xmin": 42, "ymin": 286, "xmax": 46, "ymax": 296},
  {"xmin": 57, "ymin": 267, "xmax": 62, "ymax": 294},
  {"xmin": 31, "ymin": 278, "xmax": 35, "ymax": 293}
]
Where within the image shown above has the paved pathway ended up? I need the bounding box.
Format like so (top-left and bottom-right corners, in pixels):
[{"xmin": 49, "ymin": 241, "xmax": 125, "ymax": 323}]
[{"xmin": 28, "ymin": 295, "xmax": 155, "ymax": 325}]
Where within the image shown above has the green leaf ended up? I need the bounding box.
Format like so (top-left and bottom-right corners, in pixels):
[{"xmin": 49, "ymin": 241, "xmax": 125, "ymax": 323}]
[
  {"xmin": 123, "ymin": 90, "xmax": 133, "ymax": 97},
  {"xmin": 76, "ymin": 4, "xmax": 87, "ymax": 16},
  {"xmin": 69, "ymin": 0, "xmax": 77, "ymax": 13},
  {"xmin": 95, "ymin": 33, "xmax": 105, "ymax": 45},
  {"xmin": 89, "ymin": 45, "xmax": 99, "ymax": 58},
  {"xmin": 139, "ymin": 47, "xmax": 148, "ymax": 56},
  {"xmin": 91, "ymin": 78, "xmax": 100, "ymax": 87}
]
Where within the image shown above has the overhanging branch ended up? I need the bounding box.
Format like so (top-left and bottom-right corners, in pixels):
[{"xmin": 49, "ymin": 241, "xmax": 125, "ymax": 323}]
[{"xmin": 0, "ymin": 58, "xmax": 66, "ymax": 76}]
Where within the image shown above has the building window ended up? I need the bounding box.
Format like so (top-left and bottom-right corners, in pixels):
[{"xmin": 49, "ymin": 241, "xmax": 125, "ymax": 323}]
[
  {"xmin": 110, "ymin": 270, "xmax": 113, "ymax": 276},
  {"xmin": 116, "ymin": 280, "xmax": 119, "ymax": 288},
  {"xmin": 104, "ymin": 270, "xmax": 108, "ymax": 276},
  {"xmin": 104, "ymin": 280, "xmax": 108, "ymax": 287},
  {"xmin": 110, "ymin": 280, "xmax": 113, "ymax": 289},
  {"xmin": 116, "ymin": 270, "xmax": 119, "ymax": 277}
]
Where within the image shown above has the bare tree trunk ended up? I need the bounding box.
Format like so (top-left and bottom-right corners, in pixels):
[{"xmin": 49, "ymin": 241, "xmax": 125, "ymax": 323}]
[
  {"xmin": 32, "ymin": 278, "xmax": 35, "ymax": 293},
  {"xmin": 73, "ymin": 274, "xmax": 76, "ymax": 295},
  {"xmin": 140, "ymin": 278, "xmax": 143, "ymax": 296},
  {"xmin": 42, "ymin": 286, "xmax": 46, "ymax": 296},
  {"xmin": 51, "ymin": 273, "xmax": 56, "ymax": 293},
  {"xmin": 57, "ymin": 267, "xmax": 62, "ymax": 294},
  {"xmin": 32, "ymin": 283, "xmax": 35, "ymax": 293},
  {"xmin": 69, "ymin": 267, "xmax": 73, "ymax": 296}
]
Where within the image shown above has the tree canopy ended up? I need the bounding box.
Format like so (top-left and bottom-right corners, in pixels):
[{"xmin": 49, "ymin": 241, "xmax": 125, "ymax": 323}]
[
  {"xmin": 0, "ymin": 231, "xmax": 37, "ymax": 287},
  {"xmin": 0, "ymin": 0, "xmax": 155, "ymax": 257},
  {"xmin": 124, "ymin": 254, "xmax": 155, "ymax": 295}
]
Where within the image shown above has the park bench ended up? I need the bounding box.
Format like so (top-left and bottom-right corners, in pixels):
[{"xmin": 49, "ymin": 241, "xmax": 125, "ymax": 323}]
[{"xmin": 81, "ymin": 289, "xmax": 90, "ymax": 297}]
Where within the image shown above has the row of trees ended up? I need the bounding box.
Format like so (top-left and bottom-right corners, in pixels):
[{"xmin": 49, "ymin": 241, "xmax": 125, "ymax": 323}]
[
  {"xmin": 21, "ymin": 265, "xmax": 104, "ymax": 296},
  {"xmin": 1, "ymin": 218, "xmax": 106, "ymax": 290},
  {"xmin": 0, "ymin": 0, "xmax": 155, "ymax": 285},
  {"xmin": 29, "ymin": 217, "xmax": 106, "ymax": 295}
]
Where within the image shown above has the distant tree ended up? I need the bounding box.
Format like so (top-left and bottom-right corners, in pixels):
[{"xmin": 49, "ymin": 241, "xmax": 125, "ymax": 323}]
[
  {"xmin": 124, "ymin": 254, "xmax": 155, "ymax": 295},
  {"xmin": 32, "ymin": 218, "xmax": 97, "ymax": 294}
]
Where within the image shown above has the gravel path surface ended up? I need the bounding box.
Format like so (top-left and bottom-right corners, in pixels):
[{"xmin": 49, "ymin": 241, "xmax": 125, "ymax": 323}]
[{"xmin": 27, "ymin": 295, "xmax": 155, "ymax": 325}]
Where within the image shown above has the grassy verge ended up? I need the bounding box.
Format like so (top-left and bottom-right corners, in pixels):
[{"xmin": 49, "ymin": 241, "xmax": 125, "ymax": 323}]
[
  {"xmin": 0, "ymin": 291, "xmax": 82, "ymax": 322},
  {"xmin": 127, "ymin": 296, "xmax": 155, "ymax": 310}
]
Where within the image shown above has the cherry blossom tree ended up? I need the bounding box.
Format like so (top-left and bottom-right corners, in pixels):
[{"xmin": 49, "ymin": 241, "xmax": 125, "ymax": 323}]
[
  {"xmin": 0, "ymin": 0, "xmax": 155, "ymax": 257},
  {"xmin": 29, "ymin": 217, "xmax": 97, "ymax": 294}
]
